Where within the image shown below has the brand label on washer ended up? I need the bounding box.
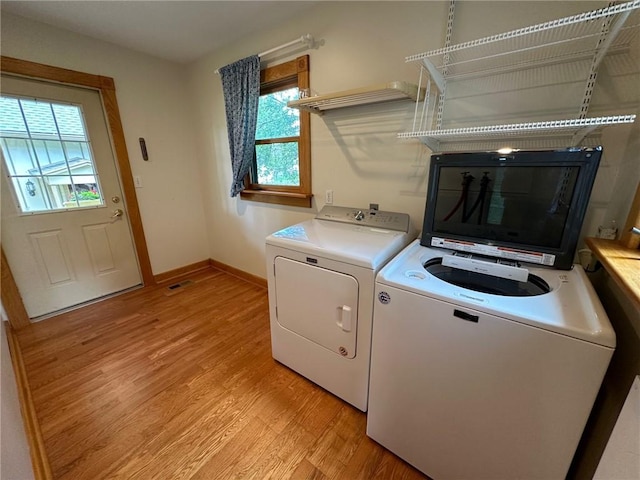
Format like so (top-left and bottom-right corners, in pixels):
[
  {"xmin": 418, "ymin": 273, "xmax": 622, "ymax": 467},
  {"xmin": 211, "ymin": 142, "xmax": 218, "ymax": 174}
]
[
  {"xmin": 378, "ymin": 291, "xmax": 391, "ymax": 304},
  {"xmin": 431, "ymin": 237, "xmax": 556, "ymax": 266}
]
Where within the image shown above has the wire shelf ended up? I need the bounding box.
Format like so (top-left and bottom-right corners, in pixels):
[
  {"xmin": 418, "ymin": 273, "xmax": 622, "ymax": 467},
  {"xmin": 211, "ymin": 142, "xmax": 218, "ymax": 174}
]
[
  {"xmin": 401, "ymin": 1, "xmax": 640, "ymax": 150},
  {"xmin": 399, "ymin": 115, "xmax": 637, "ymax": 152},
  {"xmin": 406, "ymin": 1, "xmax": 640, "ymax": 79}
]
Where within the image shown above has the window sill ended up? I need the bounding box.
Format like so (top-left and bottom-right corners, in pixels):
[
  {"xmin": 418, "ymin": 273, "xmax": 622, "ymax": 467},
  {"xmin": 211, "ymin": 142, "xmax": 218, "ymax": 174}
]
[
  {"xmin": 585, "ymin": 237, "xmax": 640, "ymax": 311},
  {"xmin": 239, "ymin": 189, "xmax": 313, "ymax": 208}
]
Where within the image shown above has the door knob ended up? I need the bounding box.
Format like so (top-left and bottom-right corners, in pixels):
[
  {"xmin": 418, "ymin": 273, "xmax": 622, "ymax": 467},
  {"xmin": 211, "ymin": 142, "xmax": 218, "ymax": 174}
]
[{"xmin": 111, "ymin": 209, "xmax": 124, "ymax": 218}]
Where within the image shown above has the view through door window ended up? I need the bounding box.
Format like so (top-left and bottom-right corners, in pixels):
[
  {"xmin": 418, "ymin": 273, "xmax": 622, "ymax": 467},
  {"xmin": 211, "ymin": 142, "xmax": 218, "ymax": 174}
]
[{"xmin": 0, "ymin": 95, "xmax": 104, "ymax": 213}]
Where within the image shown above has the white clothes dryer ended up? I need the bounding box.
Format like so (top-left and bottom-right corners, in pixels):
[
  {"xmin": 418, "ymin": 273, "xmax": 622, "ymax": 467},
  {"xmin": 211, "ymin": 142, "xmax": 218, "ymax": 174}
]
[
  {"xmin": 266, "ymin": 206, "xmax": 414, "ymax": 411},
  {"xmin": 367, "ymin": 240, "xmax": 615, "ymax": 479}
]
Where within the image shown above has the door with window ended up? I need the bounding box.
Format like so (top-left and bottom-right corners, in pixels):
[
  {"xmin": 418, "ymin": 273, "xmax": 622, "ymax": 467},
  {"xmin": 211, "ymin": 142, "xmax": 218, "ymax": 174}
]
[{"xmin": 0, "ymin": 74, "xmax": 142, "ymax": 319}]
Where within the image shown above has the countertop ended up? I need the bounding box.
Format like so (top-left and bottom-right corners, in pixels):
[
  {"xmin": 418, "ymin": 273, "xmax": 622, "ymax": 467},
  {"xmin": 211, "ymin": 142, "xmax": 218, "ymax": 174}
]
[{"xmin": 586, "ymin": 237, "xmax": 640, "ymax": 310}]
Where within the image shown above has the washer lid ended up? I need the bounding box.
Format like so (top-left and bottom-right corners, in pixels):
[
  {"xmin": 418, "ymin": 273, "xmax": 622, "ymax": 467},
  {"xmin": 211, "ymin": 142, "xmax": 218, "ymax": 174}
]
[
  {"xmin": 376, "ymin": 240, "xmax": 616, "ymax": 348},
  {"xmin": 266, "ymin": 218, "xmax": 413, "ymax": 270}
]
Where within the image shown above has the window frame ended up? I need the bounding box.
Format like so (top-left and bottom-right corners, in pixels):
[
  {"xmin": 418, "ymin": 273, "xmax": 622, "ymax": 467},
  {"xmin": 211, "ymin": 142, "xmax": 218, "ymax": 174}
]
[{"xmin": 240, "ymin": 55, "xmax": 312, "ymax": 208}]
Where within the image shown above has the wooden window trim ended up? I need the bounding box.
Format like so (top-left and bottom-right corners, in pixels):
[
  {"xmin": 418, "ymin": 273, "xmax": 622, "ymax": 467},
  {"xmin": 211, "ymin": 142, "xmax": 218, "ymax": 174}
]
[{"xmin": 240, "ymin": 55, "xmax": 312, "ymax": 208}]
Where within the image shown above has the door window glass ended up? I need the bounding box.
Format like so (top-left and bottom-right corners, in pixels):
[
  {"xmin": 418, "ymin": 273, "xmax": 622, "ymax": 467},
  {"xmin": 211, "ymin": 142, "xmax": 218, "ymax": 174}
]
[{"xmin": 0, "ymin": 95, "xmax": 104, "ymax": 213}]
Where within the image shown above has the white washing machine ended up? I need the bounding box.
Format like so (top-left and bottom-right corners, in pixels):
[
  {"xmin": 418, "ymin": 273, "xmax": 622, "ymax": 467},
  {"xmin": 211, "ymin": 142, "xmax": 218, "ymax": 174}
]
[
  {"xmin": 367, "ymin": 240, "xmax": 615, "ymax": 479},
  {"xmin": 266, "ymin": 206, "xmax": 414, "ymax": 411}
]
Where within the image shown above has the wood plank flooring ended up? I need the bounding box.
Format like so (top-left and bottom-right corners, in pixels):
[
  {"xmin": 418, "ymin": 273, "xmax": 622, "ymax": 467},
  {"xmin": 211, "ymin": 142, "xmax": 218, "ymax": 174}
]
[{"xmin": 15, "ymin": 268, "xmax": 428, "ymax": 480}]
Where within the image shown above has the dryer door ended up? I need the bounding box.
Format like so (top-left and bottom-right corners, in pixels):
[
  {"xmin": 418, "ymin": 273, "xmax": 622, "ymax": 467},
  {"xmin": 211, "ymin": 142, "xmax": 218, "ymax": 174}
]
[{"xmin": 274, "ymin": 256, "xmax": 359, "ymax": 358}]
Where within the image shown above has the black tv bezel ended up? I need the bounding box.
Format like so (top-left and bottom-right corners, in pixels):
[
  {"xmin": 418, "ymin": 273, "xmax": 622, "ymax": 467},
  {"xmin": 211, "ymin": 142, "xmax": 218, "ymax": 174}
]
[{"xmin": 420, "ymin": 147, "xmax": 602, "ymax": 270}]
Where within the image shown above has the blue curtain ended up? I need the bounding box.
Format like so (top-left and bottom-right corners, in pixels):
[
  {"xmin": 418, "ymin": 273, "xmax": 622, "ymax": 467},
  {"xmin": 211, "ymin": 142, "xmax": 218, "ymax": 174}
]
[{"xmin": 219, "ymin": 55, "xmax": 260, "ymax": 197}]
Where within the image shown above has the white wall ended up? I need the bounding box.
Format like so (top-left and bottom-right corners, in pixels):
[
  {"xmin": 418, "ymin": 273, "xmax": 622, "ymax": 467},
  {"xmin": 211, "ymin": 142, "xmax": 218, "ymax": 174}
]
[
  {"xmin": 2, "ymin": 2, "xmax": 638, "ymax": 282},
  {"xmin": 189, "ymin": 1, "xmax": 447, "ymax": 279},
  {"xmin": 1, "ymin": 319, "xmax": 35, "ymax": 480},
  {"xmin": 1, "ymin": 12, "xmax": 209, "ymax": 275},
  {"xmin": 189, "ymin": 0, "xmax": 640, "ymax": 280}
]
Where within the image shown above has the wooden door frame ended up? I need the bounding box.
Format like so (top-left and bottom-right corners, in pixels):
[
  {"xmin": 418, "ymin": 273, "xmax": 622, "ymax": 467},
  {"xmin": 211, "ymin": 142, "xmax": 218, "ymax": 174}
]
[{"xmin": 1, "ymin": 56, "xmax": 154, "ymax": 329}]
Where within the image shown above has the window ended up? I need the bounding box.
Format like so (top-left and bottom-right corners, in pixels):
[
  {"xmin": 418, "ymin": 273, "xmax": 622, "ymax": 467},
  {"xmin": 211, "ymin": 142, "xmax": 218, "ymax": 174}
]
[
  {"xmin": 0, "ymin": 95, "xmax": 103, "ymax": 213},
  {"xmin": 240, "ymin": 55, "xmax": 312, "ymax": 208}
]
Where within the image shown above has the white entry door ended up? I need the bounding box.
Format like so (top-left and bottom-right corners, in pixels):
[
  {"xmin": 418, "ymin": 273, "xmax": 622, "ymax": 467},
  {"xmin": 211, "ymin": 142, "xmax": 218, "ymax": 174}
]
[{"xmin": 1, "ymin": 75, "xmax": 142, "ymax": 319}]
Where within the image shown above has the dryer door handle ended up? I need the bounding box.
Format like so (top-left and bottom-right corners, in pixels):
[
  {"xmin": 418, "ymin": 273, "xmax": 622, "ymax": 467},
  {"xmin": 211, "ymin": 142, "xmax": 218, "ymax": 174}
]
[{"xmin": 337, "ymin": 305, "xmax": 352, "ymax": 332}]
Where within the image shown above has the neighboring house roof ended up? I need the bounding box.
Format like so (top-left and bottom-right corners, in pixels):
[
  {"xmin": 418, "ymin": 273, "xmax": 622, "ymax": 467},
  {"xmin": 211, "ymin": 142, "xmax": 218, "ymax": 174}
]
[
  {"xmin": 27, "ymin": 157, "xmax": 92, "ymax": 175},
  {"xmin": 0, "ymin": 96, "xmax": 86, "ymax": 141},
  {"xmin": 28, "ymin": 157, "xmax": 96, "ymax": 186}
]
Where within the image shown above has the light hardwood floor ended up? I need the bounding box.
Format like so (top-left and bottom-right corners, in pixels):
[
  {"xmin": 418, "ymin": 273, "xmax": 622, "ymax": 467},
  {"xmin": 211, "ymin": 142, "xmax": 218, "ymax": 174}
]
[{"xmin": 16, "ymin": 268, "xmax": 428, "ymax": 480}]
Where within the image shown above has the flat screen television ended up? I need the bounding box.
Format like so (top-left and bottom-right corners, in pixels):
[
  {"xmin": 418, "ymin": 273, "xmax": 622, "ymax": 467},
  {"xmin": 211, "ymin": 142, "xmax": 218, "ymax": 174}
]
[{"xmin": 421, "ymin": 147, "xmax": 602, "ymax": 270}]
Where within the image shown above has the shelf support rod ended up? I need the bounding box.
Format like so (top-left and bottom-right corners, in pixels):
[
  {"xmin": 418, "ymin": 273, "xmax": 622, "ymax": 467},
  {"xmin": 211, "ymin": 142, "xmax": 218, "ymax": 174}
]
[
  {"xmin": 572, "ymin": 125, "xmax": 599, "ymax": 145},
  {"xmin": 420, "ymin": 136, "xmax": 440, "ymax": 153},
  {"xmin": 421, "ymin": 59, "xmax": 446, "ymax": 93},
  {"xmin": 578, "ymin": 8, "xmax": 631, "ymax": 118},
  {"xmin": 435, "ymin": 0, "xmax": 456, "ymax": 131},
  {"xmin": 421, "ymin": 78, "xmax": 434, "ymax": 132},
  {"xmin": 413, "ymin": 68, "xmax": 425, "ymax": 131},
  {"xmin": 592, "ymin": 9, "xmax": 632, "ymax": 71}
]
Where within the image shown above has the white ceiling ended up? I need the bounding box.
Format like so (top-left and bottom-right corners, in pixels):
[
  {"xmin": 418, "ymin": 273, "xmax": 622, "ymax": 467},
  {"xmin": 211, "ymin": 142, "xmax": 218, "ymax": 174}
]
[{"xmin": 1, "ymin": 1, "xmax": 319, "ymax": 64}]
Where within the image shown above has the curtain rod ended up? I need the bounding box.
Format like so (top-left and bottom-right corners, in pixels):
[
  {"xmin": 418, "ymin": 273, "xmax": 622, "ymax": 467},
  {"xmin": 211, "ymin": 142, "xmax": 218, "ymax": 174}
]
[{"xmin": 215, "ymin": 34, "xmax": 316, "ymax": 74}]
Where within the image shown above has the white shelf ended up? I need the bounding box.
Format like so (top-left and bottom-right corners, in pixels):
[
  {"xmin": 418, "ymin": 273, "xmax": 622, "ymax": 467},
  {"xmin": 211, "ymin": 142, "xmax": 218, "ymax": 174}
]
[
  {"xmin": 399, "ymin": 115, "xmax": 637, "ymax": 152},
  {"xmin": 407, "ymin": 1, "xmax": 640, "ymax": 81},
  {"xmin": 402, "ymin": 1, "xmax": 640, "ymax": 151},
  {"xmin": 287, "ymin": 81, "xmax": 424, "ymax": 114}
]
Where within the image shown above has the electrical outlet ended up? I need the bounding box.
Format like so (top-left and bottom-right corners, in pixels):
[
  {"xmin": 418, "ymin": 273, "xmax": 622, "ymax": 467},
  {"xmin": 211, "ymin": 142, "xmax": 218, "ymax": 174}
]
[
  {"xmin": 597, "ymin": 221, "xmax": 618, "ymax": 240},
  {"xmin": 597, "ymin": 226, "xmax": 617, "ymax": 240},
  {"xmin": 134, "ymin": 175, "xmax": 143, "ymax": 188},
  {"xmin": 325, "ymin": 189, "xmax": 333, "ymax": 204}
]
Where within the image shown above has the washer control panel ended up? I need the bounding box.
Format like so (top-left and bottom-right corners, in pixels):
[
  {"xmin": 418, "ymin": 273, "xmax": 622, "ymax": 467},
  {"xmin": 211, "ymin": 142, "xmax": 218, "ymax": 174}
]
[{"xmin": 316, "ymin": 205, "xmax": 410, "ymax": 232}]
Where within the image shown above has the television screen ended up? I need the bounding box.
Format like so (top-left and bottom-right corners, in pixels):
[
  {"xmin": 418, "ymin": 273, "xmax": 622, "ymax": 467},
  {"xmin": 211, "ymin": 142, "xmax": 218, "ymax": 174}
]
[{"xmin": 421, "ymin": 147, "xmax": 602, "ymax": 270}]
